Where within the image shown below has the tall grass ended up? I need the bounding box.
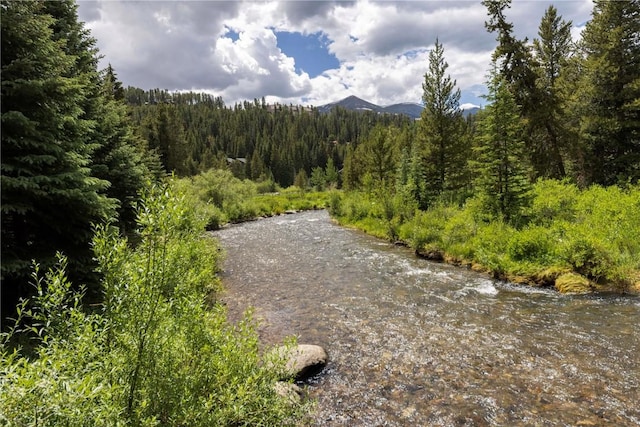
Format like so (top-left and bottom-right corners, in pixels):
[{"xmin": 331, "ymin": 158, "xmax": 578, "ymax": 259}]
[{"xmin": 331, "ymin": 180, "xmax": 640, "ymax": 293}]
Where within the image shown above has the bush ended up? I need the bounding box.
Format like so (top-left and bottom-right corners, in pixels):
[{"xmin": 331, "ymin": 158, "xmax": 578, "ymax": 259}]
[
  {"xmin": 0, "ymin": 181, "xmax": 309, "ymax": 426},
  {"xmin": 560, "ymin": 234, "xmax": 613, "ymax": 283},
  {"xmin": 328, "ymin": 190, "xmax": 343, "ymax": 217},
  {"xmin": 507, "ymin": 226, "xmax": 555, "ymax": 264},
  {"xmin": 527, "ymin": 179, "xmax": 579, "ymax": 225}
]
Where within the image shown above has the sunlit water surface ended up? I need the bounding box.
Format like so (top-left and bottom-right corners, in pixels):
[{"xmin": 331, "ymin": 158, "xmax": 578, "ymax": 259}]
[{"xmin": 214, "ymin": 210, "xmax": 639, "ymax": 426}]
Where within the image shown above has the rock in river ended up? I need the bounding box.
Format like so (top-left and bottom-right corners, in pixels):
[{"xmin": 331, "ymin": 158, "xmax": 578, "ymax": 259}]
[{"xmin": 273, "ymin": 344, "xmax": 328, "ymax": 381}]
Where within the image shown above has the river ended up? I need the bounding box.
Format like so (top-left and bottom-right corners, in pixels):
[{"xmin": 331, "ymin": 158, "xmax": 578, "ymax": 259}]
[{"xmin": 213, "ymin": 210, "xmax": 639, "ymax": 426}]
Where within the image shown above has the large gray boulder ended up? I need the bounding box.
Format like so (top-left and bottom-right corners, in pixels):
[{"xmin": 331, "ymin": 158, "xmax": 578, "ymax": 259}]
[{"xmin": 272, "ymin": 344, "xmax": 328, "ymax": 381}]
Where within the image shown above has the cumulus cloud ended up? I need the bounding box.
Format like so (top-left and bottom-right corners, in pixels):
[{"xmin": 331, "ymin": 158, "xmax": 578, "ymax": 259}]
[{"xmin": 77, "ymin": 0, "xmax": 593, "ymax": 107}]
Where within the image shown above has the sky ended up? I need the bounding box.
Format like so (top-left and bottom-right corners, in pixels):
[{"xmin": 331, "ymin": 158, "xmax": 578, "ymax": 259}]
[{"xmin": 77, "ymin": 0, "xmax": 594, "ymax": 109}]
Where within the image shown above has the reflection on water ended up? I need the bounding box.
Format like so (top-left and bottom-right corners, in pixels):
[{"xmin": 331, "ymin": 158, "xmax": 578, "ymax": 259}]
[{"xmin": 214, "ymin": 210, "xmax": 640, "ymax": 426}]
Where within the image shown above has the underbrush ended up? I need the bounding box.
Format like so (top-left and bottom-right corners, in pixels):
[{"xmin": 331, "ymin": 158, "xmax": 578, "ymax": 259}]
[
  {"xmin": 173, "ymin": 169, "xmax": 330, "ymax": 229},
  {"xmin": 330, "ymin": 180, "xmax": 640, "ymax": 293},
  {"xmin": 0, "ymin": 181, "xmax": 310, "ymax": 426}
]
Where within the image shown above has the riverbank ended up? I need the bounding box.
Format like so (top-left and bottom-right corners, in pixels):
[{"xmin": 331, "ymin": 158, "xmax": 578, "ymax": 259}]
[{"xmin": 327, "ymin": 181, "xmax": 640, "ymax": 295}]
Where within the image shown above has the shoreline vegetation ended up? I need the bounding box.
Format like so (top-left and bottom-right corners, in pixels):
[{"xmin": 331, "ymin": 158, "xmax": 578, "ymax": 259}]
[
  {"xmin": 177, "ymin": 171, "xmax": 639, "ymax": 295},
  {"xmin": 330, "ymin": 182, "xmax": 640, "ymax": 295},
  {"xmin": 327, "ymin": 183, "xmax": 640, "ymax": 295},
  {"xmin": 1, "ymin": 182, "xmax": 312, "ymax": 426}
]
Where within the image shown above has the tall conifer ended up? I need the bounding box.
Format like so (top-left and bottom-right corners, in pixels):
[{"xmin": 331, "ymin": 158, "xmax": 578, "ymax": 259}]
[
  {"xmin": 419, "ymin": 39, "xmax": 468, "ymax": 207},
  {"xmin": 1, "ymin": 1, "xmax": 113, "ymax": 304},
  {"xmin": 471, "ymin": 70, "xmax": 531, "ymax": 223},
  {"xmin": 580, "ymin": 0, "xmax": 640, "ymax": 185}
]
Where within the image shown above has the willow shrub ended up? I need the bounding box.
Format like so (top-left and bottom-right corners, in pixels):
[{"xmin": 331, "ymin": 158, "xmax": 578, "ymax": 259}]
[{"xmin": 0, "ymin": 182, "xmax": 308, "ymax": 426}]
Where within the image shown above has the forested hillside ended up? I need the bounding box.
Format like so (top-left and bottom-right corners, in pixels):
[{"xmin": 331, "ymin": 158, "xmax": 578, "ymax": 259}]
[{"xmin": 123, "ymin": 88, "xmax": 413, "ymax": 187}]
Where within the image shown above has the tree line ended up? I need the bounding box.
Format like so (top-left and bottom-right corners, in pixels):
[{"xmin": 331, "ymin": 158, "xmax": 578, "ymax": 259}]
[
  {"xmin": 123, "ymin": 88, "xmax": 412, "ymax": 186},
  {"xmin": 344, "ymin": 0, "xmax": 639, "ymax": 224}
]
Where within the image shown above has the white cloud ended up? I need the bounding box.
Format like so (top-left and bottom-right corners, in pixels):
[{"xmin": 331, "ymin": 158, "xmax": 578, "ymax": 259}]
[{"xmin": 77, "ymin": 0, "xmax": 593, "ymax": 107}]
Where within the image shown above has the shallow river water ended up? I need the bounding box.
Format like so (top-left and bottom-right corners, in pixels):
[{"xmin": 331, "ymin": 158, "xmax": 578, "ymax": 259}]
[{"xmin": 214, "ymin": 210, "xmax": 639, "ymax": 426}]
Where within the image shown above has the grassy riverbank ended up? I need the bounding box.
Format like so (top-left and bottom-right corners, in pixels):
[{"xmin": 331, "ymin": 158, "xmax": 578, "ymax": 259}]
[
  {"xmin": 173, "ymin": 169, "xmax": 330, "ymax": 229},
  {"xmin": 328, "ymin": 180, "xmax": 640, "ymax": 294}
]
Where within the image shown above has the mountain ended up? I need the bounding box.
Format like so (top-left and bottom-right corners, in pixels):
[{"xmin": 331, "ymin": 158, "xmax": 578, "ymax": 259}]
[
  {"xmin": 383, "ymin": 102, "xmax": 424, "ymax": 119},
  {"xmin": 318, "ymin": 95, "xmax": 480, "ymax": 120},
  {"xmin": 317, "ymin": 95, "xmax": 385, "ymax": 114}
]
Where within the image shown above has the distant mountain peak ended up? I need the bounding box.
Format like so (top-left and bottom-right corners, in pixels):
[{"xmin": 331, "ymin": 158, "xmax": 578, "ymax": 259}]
[
  {"xmin": 318, "ymin": 96, "xmax": 479, "ymax": 119},
  {"xmin": 319, "ymin": 95, "xmax": 423, "ymax": 119}
]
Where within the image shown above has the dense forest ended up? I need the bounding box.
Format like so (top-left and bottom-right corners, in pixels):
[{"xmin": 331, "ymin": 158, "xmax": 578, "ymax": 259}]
[{"xmin": 1, "ymin": 0, "xmax": 639, "ymax": 424}]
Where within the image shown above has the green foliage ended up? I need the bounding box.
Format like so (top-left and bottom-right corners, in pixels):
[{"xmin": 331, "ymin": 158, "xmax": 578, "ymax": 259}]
[
  {"xmin": 173, "ymin": 169, "xmax": 330, "ymax": 228},
  {"xmin": 1, "ymin": 181, "xmax": 308, "ymax": 426},
  {"xmin": 126, "ymin": 91, "xmax": 412, "ymax": 188},
  {"xmin": 526, "ymin": 179, "xmax": 579, "ymax": 225},
  {"xmin": 294, "ymin": 169, "xmax": 309, "ymax": 190},
  {"xmin": 310, "ymin": 166, "xmax": 327, "ymax": 191},
  {"xmin": 579, "ymin": 0, "xmax": 640, "ymax": 186},
  {"xmin": 327, "ymin": 191, "xmax": 344, "ymax": 217},
  {"xmin": 354, "ymin": 125, "xmax": 399, "ymax": 191},
  {"xmin": 506, "ymin": 226, "xmax": 555, "ymax": 264},
  {"xmin": 333, "ymin": 180, "xmax": 639, "ymax": 292},
  {"xmin": 471, "ymin": 71, "xmax": 532, "ymax": 224},
  {"xmin": 529, "ymin": 5, "xmax": 573, "ymax": 179},
  {"xmin": 419, "ymin": 39, "xmax": 470, "ymax": 205},
  {"xmin": 1, "ymin": 0, "xmax": 115, "ymax": 304}
]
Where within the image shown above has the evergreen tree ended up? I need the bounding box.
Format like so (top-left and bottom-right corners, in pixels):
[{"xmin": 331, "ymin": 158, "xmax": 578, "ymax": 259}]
[
  {"xmin": 530, "ymin": 6, "xmax": 573, "ymax": 179},
  {"xmin": 579, "ymin": 0, "xmax": 640, "ymax": 185},
  {"xmin": 341, "ymin": 144, "xmax": 360, "ymax": 191},
  {"xmin": 482, "ymin": 0, "xmax": 537, "ymax": 109},
  {"xmin": 293, "ymin": 169, "xmax": 309, "ymax": 189},
  {"xmin": 356, "ymin": 125, "xmax": 398, "ymax": 190},
  {"xmin": 1, "ymin": 1, "xmax": 113, "ymax": 306},
  {"xmin": 471, "ymin": 71, "xmax": 531, "ymax": 223},
  {"xmin": 140, "ymin": 103, "xmax": 188, "ymax": 175},
  {"xmin": 325, "ymin": 157, "xmax": 339, "ymax": 188},
  {"xmin": 310, "ymin": 166, "xmax": 327, "ymax": 190},
  {"xmin": 92, "ymin": 66, "xmax": 150, "ymax": 232},
  {"xmin": 419, "ymin": 39, "xmax": 468, "ymax": 206}
]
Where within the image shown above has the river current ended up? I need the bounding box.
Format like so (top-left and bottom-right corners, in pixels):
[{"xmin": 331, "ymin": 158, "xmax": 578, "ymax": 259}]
[{"xmin": 213, "ymin": 210, "xmax": 639, "ymax": 426}]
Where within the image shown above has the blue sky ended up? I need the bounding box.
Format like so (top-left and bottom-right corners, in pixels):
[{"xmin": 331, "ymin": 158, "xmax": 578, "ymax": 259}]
[
  {"xmin": 276, "ymin": 32, "xmax": 340, "ymax": 78},
  {"xmin": 77, "ymin": 0, "xmax": 593, "ymax": 109}
]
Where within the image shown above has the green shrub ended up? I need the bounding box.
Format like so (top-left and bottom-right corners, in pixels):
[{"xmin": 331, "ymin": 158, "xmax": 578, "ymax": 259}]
[
  {"xmin": 527, "ymin": 179, "xmax": 579, "ymax": 225},
  {"xmin": 507, "ymin": 226, "xmax": 555, "ymax": 264},
  {"xmin": 560, "ymin": 234, "xmax": 614, "ymax": 283},
  {"xmin": 0, "ymin": 181, "xmax": 309, "ymax": 426},
  {"xmin": 408, "ymin": 210, "xmax": 444, "ymax": 251},
  {"xmin": 328, "ymin": 190, "xmax": 343, "ymax": 217}
]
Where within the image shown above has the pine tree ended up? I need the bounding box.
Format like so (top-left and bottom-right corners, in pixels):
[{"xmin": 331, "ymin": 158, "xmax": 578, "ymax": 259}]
[
  {"xmin": 419, "ymin": 39, "xmax": 468, "ymax": 207},
  {"xmin": 529, "ymin": 6, "xmax": 573, "ymax": 179},
  {"xmin": 1, "ymin": 1, "xmax": 113, "ymax": 304},
  {"xmin": 92, "ymin": 65, "xmax": 150, "ymax": 232},
  {"xmin": 140, "ymin": 103, "xmax": 188, "ymax": 176},
  {"xmin": 579, "ymin": 0, "xmax": 640, "ymax": 185},
  {"xmin": 471, "ymin": 70, "xmax": 531, "ymax": 223},
  {"xmin": 325, "ymin": 157, "xmax": 339, "ymax": 188},
  {"xmin": 357, "ymin": 125, "xmax": 398, "ymax": 190},
  {"xmin": 482, "ymin": 0, "xmax": 537, "ymax": 109}
]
